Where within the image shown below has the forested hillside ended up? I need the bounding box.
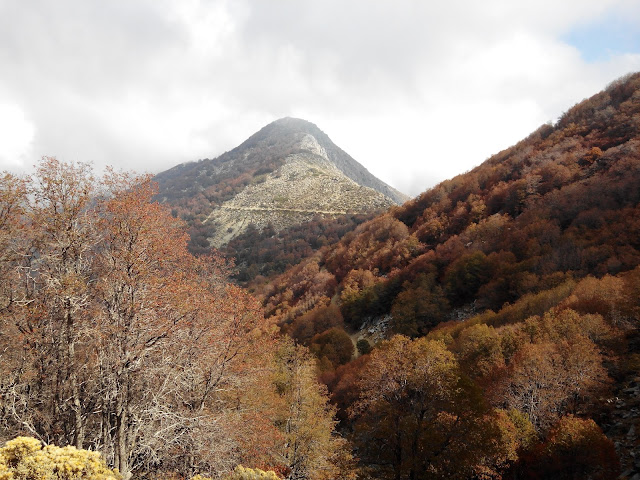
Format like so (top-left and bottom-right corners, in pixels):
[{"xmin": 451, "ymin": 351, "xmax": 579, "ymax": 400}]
[
  {"xmin": 263, "ymin": 73, "xmax": 640, "ymax": 326},
  {"xmin": 223, "ymin": 212, "xmax": 378, "ymax": 282},
  {"xmin": 258, "ymin": 72, "xmax": 640, "ymax": 478}
]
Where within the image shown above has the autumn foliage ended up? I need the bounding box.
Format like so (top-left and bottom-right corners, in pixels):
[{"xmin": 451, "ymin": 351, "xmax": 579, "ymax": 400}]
[
  {"xmin": 0, "ymin": 158, "xmax": 352, "ymax": 480},
  {"xmin": 518, "ymin": 415, "xmax": 619, "ymax": 479},
  {"xmin": 264, "ymin": 73, "xmax": 640, "ymax": 331},
  {"xmin": 3, "ymin": 73, "xmax": 640, "ymax": 479},
  {"xmin": 254, "ymin": 73, "xmax": 640, "ymax": 478}
]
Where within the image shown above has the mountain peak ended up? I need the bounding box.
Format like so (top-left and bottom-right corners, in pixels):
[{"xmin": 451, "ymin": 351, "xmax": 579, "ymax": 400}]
[
  {"xmin": 245, "ymin": 116, "xmax": 322, "ymax": 138},
  {"xmin": 154, "ymin": 117, "xmax": 409, "ymax": 249},
  {"xmin": 235, "ymin": 117, "xmax": 409, "ymax": 204},
  {"xmin": 271, "ymin": 116, "xmax": 316, "ymax": 127}
]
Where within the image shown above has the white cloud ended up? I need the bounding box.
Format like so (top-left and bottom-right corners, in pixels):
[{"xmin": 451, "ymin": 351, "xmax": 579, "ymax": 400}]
[
  {"xmin": 0, "ymin": 0, "xmax": 638, "ymax": 195},
  {"xmin": 0, "ymin": 101, "xmax": 35, "ymax": 168}
]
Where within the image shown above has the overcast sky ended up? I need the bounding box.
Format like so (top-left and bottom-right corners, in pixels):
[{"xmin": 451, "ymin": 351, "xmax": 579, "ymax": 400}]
[{"xmin": 1, "ymin": 0, "xmax": 639, "ymax": 196}]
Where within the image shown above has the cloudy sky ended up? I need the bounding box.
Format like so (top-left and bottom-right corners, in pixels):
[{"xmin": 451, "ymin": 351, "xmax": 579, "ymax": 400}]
[{"xmin": 1, "ymin": 0, "xmax": 639, "ymax": 196}]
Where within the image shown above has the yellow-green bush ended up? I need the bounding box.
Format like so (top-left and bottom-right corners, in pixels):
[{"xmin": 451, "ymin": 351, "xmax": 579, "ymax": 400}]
[
  {"xmin": 0, "ymin": 437, "xmax": 120, "ymax": 480},
  {"xmin": 224, "ymin": 465, "xmax": 280, "ymax": 480}
]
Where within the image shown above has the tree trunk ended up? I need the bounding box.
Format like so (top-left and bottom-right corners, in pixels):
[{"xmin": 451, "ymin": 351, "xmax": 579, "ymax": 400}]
[
  {"xmin": 394, "ymin": 415, "xmax": 403, "ymax": 480},
  {"xmin": 66, "ymin": 309, "xmax": 84, "ymax": 448},
  {"xmin": 115, "ymin": 382, "xmax": 131, "ymax": 480}
]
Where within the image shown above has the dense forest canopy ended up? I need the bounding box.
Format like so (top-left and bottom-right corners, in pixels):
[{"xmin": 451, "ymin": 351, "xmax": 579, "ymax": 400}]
[
  {"xmin": 253, "ymin": 72, "xmax": 640, "ymax": 478},
  {"xmin": 261, "ymin": 73, "xmax": 640, "ymax": 333}
]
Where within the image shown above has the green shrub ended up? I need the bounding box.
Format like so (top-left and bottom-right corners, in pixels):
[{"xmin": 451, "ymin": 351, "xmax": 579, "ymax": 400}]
[{"xmin": 356, "ymin": 338, "xmax": 372, "ymax": 355}]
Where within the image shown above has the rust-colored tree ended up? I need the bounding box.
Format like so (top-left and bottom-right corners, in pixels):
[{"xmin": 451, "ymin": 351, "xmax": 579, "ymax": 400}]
[
  {"xmin": 270, "ymin": 340, "xmax": 356, "ymax": 480},
  {"xmin": 0, "ymin": 158, "xmax": 99, "ymax": 448},
  {"xmin": 351, "ymin": 335, "xmax": 502, "ymax": 480},
  {"xmin": 518, "ymin": 415, "xmax": 619, "ymax": 480},
  {"xmin": 0, "ymin": 158, "xmax": 322, "ymax": 480},
  {"xmin": 495, "ymin": 336, "xmax": 608, "ymax": 432}
]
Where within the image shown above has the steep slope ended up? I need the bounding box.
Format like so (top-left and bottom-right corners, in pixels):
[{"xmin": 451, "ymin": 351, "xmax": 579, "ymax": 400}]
[
  {"xmin": 271, "ymin": 117, "xmax": 408, "ymax": 204},
  {"xmin": 262, "ymin": 72, "xmax": 640, "ymax": 477},
  {"xmin": 154, "ymin": 118, "xmax": 407, "ymax": 250},
  {"xmin": 264, "ymin": 72, "xmax": 640, "ymax": 327}
]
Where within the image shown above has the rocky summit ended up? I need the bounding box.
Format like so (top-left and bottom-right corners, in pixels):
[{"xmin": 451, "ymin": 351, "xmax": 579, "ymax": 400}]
[{"xmin": 155, "ymin": 117, "xmax": 408, "ymax": 248}]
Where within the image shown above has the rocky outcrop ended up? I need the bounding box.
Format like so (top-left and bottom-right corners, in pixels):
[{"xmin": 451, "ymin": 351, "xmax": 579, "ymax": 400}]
[
  {"xmin": 204, "ymin": 147, "xmax": 394, "ymax": 247},
  {"xmin": 269, "ymin": 118, "xmax": 409, "ymax": 205}
]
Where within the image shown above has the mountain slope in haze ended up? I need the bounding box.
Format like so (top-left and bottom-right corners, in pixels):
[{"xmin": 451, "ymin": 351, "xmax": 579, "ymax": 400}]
[
  {"xmin": 260, "ymin": 73, "xmax": 640, "ymax": 474},
  {"xmin": 154, "ymin": 117, "xmax": 408, "ymax": 249}
]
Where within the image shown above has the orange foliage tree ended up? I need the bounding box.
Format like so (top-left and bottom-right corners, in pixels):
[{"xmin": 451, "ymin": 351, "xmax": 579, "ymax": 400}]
[
  {"xmin": 350, "ymin": 336, "xmax": 508, "ymax": 480},
  {"xmin": 518, "ymin": 415, "xmax": 619, "ymax": 479},
  {"xmin": 0, "ymin": 158, "xmax": 346, "ymax": 480}
]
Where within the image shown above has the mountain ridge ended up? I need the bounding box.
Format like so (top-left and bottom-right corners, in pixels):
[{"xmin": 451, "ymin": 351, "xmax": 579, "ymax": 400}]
[
  {"xmin": 154, "ymin": 117, "xmax": 407, "ymax": 250},
  {"xmin": 259, "ymin": 118, "xmax": 409, "ymax": 204},
  {"xmin": 155, "ymin": 117, "xmax": 408, "ymax": 205}
]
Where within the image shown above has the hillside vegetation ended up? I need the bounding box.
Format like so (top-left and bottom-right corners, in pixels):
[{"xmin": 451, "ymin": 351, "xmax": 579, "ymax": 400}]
[
  {"xmin": 224, "ymin": 212, "xmax": 378, "ymax": 282},
  {"xmin": 263, "ymin": 72, "xmax": 640, "ymax": 330},
  {"xmin": 258, "ymin": 72, "xmax": 640, "ymax": 478}
]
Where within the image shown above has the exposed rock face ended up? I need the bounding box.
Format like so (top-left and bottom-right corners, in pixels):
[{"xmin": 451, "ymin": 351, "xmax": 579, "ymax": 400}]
[
  {"xmin": 270, "ymin": 118, "xmax": 409, "ymax": 205},
  {"xmin": 155, "ymin": 118, "xmax": 408, "ymax": 248},
  {"xmin": 204, "ymin": 138, "xmax": 396, "ymax": 247}
]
